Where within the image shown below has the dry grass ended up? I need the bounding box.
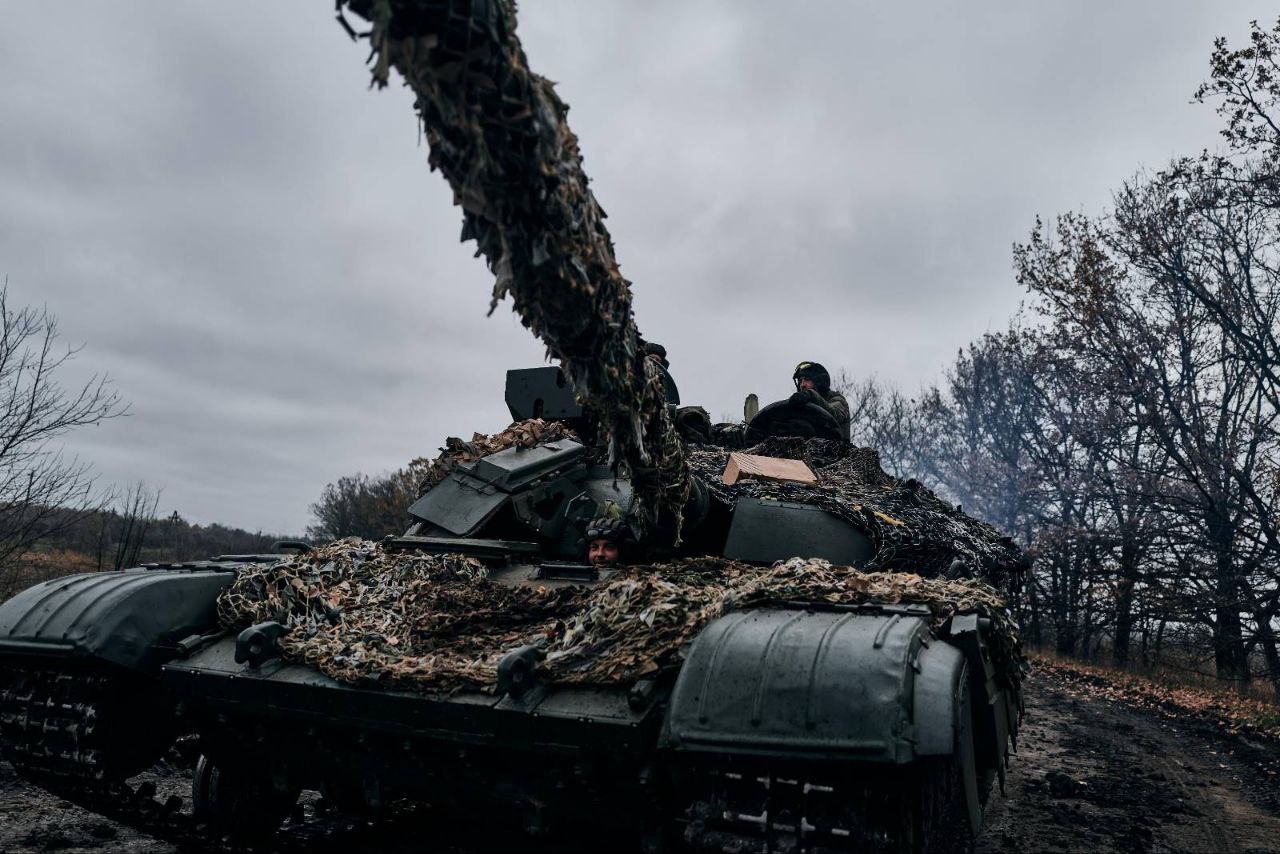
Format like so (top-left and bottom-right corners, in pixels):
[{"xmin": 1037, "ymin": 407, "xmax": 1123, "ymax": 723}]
[
  {"xmin": 1031, "ymin": 649, "xmax": 1280, "ymax": 743},
  {"xmin": 1034, "ymin": 644, "xmax": 1279, "ymax": 704},
  {"xmin": 0, "ymin": 550, "xmax": 97, "ymax": 601}
]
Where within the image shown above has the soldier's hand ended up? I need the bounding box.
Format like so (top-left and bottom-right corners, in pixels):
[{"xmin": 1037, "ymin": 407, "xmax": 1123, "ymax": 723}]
[{"xmin": 792, "ymin": 389, "xmax": 823, "ymax": 406}]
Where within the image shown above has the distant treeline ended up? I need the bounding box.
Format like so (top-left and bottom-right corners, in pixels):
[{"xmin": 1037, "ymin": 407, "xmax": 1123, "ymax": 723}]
[
  {"xmin": 6, "ymin": 504, "xmax": 284, "ymax": 597},
  {"xmin": 36, "ymin": 506, "xmax": 283, "ymax": 567}
]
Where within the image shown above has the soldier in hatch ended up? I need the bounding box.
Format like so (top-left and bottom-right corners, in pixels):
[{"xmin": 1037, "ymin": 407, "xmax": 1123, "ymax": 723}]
[
  {"xmin": 642, "ymin": 340, "xmax": 680, "ymax": 405},
  {"xmin": 791, "ymin": 361, "xmax": 851, "ymax": 441},
  {"xmin": 585, "ymin": 517, "xmax": 628, "ymax": 568}
]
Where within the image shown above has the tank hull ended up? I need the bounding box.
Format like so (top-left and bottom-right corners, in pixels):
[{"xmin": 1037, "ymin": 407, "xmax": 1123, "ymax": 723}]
[
  {"xmin": 0, "ymin": 562, "xmax": 1018, "ymax": 851},
  {"xmin": 150, "ymin": 603, "xmax": 1015, "ymax": 849},
  {"xmin": 0, "ymin": 448, "xmax": 1022, "ymax": 851}
]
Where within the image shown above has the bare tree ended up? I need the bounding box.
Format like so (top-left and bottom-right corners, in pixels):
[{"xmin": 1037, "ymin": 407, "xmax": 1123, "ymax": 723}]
[
  {"xmin": 0, "ymin": 282, "xmax": 125, "ymax": 592},
  {"xmin": 307, "ymin": 462, "xmax": 427, "ymax": 542},
  {"xmin": 819, "ymin": 19, "xmax": 1280, "ymax": 693},
  {"xmin": 1195, "ymin": 19, "xmax": 1280, "ymax": 162},
  {"xmin": 835, "ymin": 372, "xmax": 936, "ymax": 481},
  {"xmin": 110, "ymin": 481, "xmax": 161, "ymax": 571},
  {"xmin": 1014, "ymin": 197, "xmax": 1280, "ymax": 687}
]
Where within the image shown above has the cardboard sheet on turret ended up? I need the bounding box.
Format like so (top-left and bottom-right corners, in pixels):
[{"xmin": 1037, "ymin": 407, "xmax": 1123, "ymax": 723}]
[{"xmin": 722, "ymin": 452, "xmax": 817, "ymax": 486}]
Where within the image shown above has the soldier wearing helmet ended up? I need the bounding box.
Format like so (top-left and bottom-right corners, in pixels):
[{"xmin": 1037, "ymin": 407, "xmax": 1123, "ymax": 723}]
[
  {"xmin": 585, "ymin": 516, "xmax": 628, "ymax": 568},
  {"xmin": 642, "ymin": 340, "xmax": 680, "ymax": 405},
  {"xmin": 791, "ymin": 361, "xmax": 851, "ymax": 441}
]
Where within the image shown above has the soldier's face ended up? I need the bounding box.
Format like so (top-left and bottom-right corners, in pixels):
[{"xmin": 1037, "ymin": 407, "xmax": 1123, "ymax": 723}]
[
  {"xmin": 798, "ymin": 377, "xmax": 816, "ymax": 391},
  {"xmin": 588, "ymin": 538, "xmax": 619, "ymax": 567}
]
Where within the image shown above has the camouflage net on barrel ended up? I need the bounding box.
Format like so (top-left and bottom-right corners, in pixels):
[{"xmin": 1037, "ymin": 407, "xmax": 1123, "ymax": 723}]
[
  {"xmin": 337, "ymin": 0, "xmax": 689, "ymax": 539},
  {"xmin": 686, "ymin": 438, "xmax": 1027, "ymax": 589},
  {"xmin": 217, "ymin": 539, "xmax": 1024, "ymax": 696}
]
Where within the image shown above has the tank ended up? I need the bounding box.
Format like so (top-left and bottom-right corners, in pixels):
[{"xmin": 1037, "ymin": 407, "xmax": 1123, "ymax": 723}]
[
  {"xmin": 0, "ymin": 367, "xmax": 1024, "ymax": 852},
  {"xmin": 0, "ymin": 2, "xmax": 1026, "ymax": 849}
]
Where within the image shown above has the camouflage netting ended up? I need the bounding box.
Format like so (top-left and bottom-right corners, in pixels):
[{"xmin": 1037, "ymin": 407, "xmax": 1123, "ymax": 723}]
[
  {"xmin": 412, "ymin": 418, "xmax": 581, "ymax": 495},
  {"xmin": 338, "ymin": 0, "xmax": 689, "ymax": 538},
  {"xmin": 687, "ymin": 437, "xmax": 1027, "ymax": 589},
  {"xmin": 217, "ymin": 539, "xmax": 1024, "ymax": 696}
]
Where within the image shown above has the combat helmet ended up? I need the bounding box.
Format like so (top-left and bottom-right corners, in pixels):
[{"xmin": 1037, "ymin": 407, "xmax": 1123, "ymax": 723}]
[
  {"xmin": 793, "ymin": 361, "xmax": 832, "ymax": 393},
  {"xmin": 585, "ymin": 516, "xmax": 629, "ymax": 544}
]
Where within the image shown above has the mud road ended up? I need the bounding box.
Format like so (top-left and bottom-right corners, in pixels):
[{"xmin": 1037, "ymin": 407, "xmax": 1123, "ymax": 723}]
[
  {"xmin": 978, "ymin": 671, "xmax": 1280, "ymax": 853},
  {"xmin": 2, "ymin": 666, "xmax": 1279, "ymax": 853}
]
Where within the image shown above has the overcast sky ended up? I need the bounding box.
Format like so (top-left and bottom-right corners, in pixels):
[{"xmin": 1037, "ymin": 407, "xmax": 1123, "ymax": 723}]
[{"xmin": 2, "ymin": 3, "xmax": 1273, "ymax": 535}]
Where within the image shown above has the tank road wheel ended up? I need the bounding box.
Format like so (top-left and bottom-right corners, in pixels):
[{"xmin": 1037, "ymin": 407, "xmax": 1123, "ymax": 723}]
[
  {"xmin": 192, "ymin": 753, "xmax": 298, "ymax": 843},
  {"xmin": 911, "ymin": 666, "xmax": 982, "ymax": 854}
]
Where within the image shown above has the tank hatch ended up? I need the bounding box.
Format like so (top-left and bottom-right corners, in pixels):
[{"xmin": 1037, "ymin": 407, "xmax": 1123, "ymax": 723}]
[
  {"xmin": 505, "ymin": 366, "xmax": 583, "ymax": 421},
  {"xmin": 407, "ymin": 440, "xmax": 586, "ymax": 537},
  {"xmin": 471, "ymin": 439, "xmax": 584, "ymax": 490}
]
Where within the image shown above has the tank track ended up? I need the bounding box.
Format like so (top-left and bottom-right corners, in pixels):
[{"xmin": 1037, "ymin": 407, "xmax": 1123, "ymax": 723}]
[
  {"xmin": 1, "ymin": 667, "xmax": 964, "ymax": 852},
  {"xmin": 681, "ymin": 764, "xmax": 916, "ymax": 853},
  {"xmin": 681, "ymin": 755, "xmax": 973, "ymax": 854},
  {"xmin": 0, "ymin": 667, "xmax": 111, "ymax": 780},
  {"xmin": 0, "ymin": 666, "xmax": 549, "ymax": 852},
  {"xmin": 0, "ymin": 666, "xmax": 198, "ymax": 843}
]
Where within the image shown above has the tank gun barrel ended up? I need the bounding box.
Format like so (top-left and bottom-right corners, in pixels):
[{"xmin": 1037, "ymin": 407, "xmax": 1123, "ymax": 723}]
[{"xmin": 338, "ymin": 0, "xmax": 690, "ymax": 540}]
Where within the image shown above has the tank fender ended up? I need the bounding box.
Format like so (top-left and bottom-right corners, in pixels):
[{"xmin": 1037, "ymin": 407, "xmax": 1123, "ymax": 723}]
[
  {"xmin": 911, "ymin": 638, "xmax": 967, "ymax": 756},
  {"xmin": 914, "ymin": 639, "xmax": 983, "ymax": 836},
  {"xmin": 660, "ymin": 607, "xmax": 936, "ymax": 762},
  {"xmin": 0, "ymin": 569, "xmax": 233, "ymax": 672},
  {"xmin": 947, "ymin": 613, "xmax": 1015, "ymax": 785}
]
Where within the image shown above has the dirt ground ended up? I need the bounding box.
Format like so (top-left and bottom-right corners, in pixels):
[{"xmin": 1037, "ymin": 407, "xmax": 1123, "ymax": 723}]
[
  {"xmin": 2, "ymin": 666, "xmax": 1279, "ymax": 853},
  {"xmin": 978, "ymin": 672, "xmax": 1280, "ymax": 853}
]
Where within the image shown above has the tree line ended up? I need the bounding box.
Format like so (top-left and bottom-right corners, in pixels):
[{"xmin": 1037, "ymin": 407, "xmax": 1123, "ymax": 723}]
[
  {"xmin": 839, "ymin": 20, "xmax": 1280, "ymax": 697},
  {"xmin": 4, "ymin": 486, "xmax": 281, "ymax": 597}
]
